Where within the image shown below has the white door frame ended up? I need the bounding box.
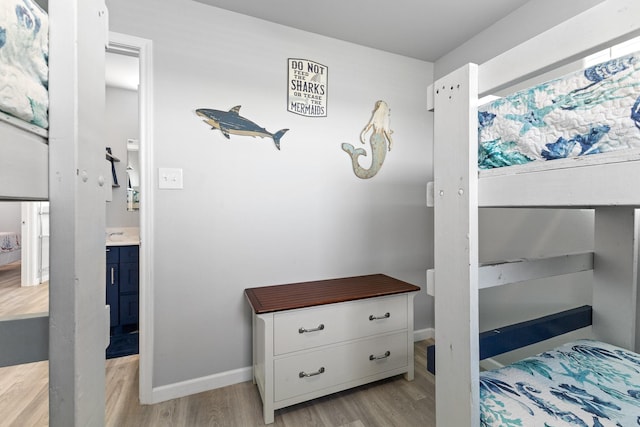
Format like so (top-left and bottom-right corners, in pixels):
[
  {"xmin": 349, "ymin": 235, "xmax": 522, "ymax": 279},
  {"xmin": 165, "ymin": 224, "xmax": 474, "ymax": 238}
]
[
  {"xmin": 107, "ymin": 32, "xmax": 155, "ymax": 404},
  {"xmin": 20, "ymin": 201, "xmax": 49, "ymax": 287},
  {"xmin": 21, "ymin": 202, "xmax": 40, "ymax": 287}
]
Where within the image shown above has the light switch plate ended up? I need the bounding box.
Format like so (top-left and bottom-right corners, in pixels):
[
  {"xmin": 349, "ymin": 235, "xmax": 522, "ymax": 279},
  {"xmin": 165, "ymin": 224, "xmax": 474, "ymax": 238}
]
[{"xmin": 158, "ymin": 168, "xmax": 183, "ymax": 189}]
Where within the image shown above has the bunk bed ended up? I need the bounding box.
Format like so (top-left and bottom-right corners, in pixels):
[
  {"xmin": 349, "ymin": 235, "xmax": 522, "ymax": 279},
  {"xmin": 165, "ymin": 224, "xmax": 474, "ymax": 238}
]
[
  {"xmin": 0, "ymin": 0, "xmax": 49, "ymax": 200},
  {"xmin": 426, "ymin": 0, "xmax": 640, "ymax": 425}
]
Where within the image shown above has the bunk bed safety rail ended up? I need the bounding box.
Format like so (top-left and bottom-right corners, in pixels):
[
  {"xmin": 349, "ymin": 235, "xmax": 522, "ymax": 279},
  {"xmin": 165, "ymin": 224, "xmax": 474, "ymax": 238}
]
[{"xmin": 427, "ymin": 252, "xmax": 594, "ymax": 296}]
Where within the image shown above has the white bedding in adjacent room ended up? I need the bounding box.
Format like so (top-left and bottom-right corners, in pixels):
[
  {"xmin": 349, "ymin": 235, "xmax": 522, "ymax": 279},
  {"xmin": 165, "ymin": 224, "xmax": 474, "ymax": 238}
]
[{"xmin": 0, "ymin": 231, "xmax": 21, "ymax": 266}]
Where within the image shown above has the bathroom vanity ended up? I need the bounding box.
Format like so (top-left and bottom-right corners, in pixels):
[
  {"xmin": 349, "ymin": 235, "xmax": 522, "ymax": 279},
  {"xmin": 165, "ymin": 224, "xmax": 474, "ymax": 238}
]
[
  {"xmin": 105, "ymin": 228, "xmax": 140, "ymax": 358},
  {"xmin": 245, "ymin": 274, "xmax": 420, "ymax": 424}
]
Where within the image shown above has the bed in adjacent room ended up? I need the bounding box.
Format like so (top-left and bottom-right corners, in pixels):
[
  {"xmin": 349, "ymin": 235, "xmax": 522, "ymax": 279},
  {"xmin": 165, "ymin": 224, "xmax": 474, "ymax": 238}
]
[{"xmin": 0, "ymin": 231, "xmax": 21, "ymax": 266}]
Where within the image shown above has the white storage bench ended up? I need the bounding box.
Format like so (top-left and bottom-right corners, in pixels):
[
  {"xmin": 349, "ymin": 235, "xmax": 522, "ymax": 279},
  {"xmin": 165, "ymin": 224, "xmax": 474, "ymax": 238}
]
[{"xmin": 245, "ymin": 274, "xmax": 420, "ymax": 424}]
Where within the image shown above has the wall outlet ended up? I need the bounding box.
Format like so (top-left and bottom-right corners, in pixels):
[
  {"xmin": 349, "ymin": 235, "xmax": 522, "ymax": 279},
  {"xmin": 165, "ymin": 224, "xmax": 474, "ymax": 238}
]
[{"xmin": 158, "ymin": 168, "xmax": 183, "ymax": 189}]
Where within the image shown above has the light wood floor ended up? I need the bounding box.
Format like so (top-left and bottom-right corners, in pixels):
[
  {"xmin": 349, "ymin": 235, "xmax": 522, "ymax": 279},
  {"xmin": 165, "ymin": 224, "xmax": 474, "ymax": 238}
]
[
  {"xmin": 1, "ymin": 340, "xmax": 435, "ymax": 426},
  {"xmin": 0, "ymin": 261, "xmax": 49, "ymax": 317}
]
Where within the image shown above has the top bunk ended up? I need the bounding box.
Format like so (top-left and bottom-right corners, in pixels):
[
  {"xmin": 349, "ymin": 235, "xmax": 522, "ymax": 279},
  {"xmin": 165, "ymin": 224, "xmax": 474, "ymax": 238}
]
[
  {"xmin": 0, "ymin": 0, "xmax": 49, "ymax": 201},
  {"xmin": 427, "ymin": 0, "xmax": 640, "ymax": 208}
]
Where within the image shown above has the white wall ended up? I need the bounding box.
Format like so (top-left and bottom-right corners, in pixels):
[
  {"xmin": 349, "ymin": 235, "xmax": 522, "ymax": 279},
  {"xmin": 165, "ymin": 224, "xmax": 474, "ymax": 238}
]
[
  {"xmin": 106, "ymin": 0, "xmax": 432, "ymax": 391},
  {"xmin": 105, "ymin": 86, "xmax": 140, "ymax": 227}
]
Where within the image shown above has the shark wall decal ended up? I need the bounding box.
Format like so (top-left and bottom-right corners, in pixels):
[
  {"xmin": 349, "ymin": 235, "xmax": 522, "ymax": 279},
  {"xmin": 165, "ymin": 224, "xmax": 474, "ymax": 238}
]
[{"xmin": 195, "ymin": 106, "xmax": 289, "ymax": 150}]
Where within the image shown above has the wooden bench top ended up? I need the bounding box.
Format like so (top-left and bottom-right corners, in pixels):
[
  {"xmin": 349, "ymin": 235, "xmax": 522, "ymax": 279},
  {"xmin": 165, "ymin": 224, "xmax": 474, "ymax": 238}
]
[{"xmin": 245, "ymin": 274, "xmax": 420, "ymax": 314}]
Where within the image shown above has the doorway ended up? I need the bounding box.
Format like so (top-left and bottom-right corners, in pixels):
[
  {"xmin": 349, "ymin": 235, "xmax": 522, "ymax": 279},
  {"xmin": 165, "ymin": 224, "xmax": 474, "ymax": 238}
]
[
  {"xmin": 105, "ymin": 49, "xmax": 140, "ymax": 360},
  {"xmin": 0, "ymin": 201, "xmax": 48, "ymax": 318},
  {"xmin": 107, "ymin": 32, "xmax": 154, "ymax": 405}
]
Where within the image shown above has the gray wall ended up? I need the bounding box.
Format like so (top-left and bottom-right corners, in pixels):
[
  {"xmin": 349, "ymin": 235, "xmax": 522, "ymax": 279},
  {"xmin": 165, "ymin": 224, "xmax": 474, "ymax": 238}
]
[
  {"xmin": 0, "ymin": 202, "xmax": 21, "ymax": 232},
  {"xmin": 107, "ymin": 0, "xmax": 433, "ymax": 389},
  {"xmin": 105, "ymin": 86, "xmax": 140, "ymax": 227}
]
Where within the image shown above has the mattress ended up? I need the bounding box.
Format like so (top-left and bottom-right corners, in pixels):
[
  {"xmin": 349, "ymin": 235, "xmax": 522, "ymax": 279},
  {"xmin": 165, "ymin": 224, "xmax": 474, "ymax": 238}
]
[
  {"xmin": 478, "ymin": 52, "xmax": 640, "ymax": 169},
  {"xmin": 0, "ymin": 0, "xmax": 49, "ymax": 129},
  {"xmin": 479, "ymin": 339, "xmax": 640, "ymax": 426}
]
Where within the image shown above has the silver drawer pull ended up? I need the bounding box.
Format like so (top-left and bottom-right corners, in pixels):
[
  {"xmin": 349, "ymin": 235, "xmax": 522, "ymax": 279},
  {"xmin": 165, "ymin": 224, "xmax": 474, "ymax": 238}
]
[
  {"xmin": 299, "ymin": 324, "xmax": 325, "ymax": 334},
  {"xmin": 369, "ymin": 312, "xmax": 390, "ymax": 321},
  {"xmin": 299, "ymin": 367, "xmax": 325, "ymax": 378},
  {"xmin": 369, "ymin": 351, "xmax": 391, "ymax": 361}
]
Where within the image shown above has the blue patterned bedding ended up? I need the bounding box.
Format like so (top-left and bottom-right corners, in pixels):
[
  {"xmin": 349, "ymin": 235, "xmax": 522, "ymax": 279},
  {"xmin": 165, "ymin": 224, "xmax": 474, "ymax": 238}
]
[
  {"xmin": 478, "ymin": 52, "xmax": 640, "ymax": 169},
  {"xmin": 480, "ymin": 340, "xmax": 640, "ymax": 426},
  {"xmin": 0, "ymin": 0, "xmax": 48, "ymax": 128}
]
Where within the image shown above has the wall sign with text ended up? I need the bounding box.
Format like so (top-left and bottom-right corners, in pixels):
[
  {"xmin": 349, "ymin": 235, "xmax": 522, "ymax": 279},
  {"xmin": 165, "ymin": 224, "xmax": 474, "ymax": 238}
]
[{"xmin": 288, "ymin": 58, "xmax": 328, "ymax": 117}]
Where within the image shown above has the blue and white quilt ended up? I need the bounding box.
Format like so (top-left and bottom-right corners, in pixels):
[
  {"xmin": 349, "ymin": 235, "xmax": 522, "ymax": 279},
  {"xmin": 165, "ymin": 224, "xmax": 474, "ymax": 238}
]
[
  {"xmin": 480, "ymin": 340, "xmax": 640, "ymax": 426},
  {"xmin": 0, "ymin": 0, "xmax": 48, "ymax": 128},
  {"xmin": 478, "ymin": 53, "xmax": 640, "ymax": 169}
]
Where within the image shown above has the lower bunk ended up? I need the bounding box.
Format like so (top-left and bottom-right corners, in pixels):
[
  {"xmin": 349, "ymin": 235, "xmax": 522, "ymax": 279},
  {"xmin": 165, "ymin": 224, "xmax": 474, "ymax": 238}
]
[
  {"xmin": 428, "ymin": 306, "xmax": 640, "ymax": 425},
  {"xmin": 480, "ymin": 339, "xmax": 640, "ymax": 426}
]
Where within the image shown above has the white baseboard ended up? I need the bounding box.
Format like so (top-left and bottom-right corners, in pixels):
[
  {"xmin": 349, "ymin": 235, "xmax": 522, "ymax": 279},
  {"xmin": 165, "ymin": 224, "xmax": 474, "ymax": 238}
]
[
  {"xmin": 413, "ymin": 327, "xmax": 434, "ymax": 342},
  {"xmin": 148, "ymin": 327, "xmax": 435, "ymax": 404},
  {"xmin": 150, "ymin": 366, "xmax": 253, "ymax": 404}
]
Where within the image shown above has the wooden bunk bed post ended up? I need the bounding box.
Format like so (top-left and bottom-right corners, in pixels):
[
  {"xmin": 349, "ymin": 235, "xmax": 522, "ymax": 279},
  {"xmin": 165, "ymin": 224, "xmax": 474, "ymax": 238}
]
[
  {"xmin": 433, "ymin": 63, "xmax": 480, "ymax": 427},
  {"xmin": 48, "ymin": 0, "xmax": 109, "ymax": 425},
  {"xmin": 593, "ymin": 208, "xmax": 638, "ymax": 351}
]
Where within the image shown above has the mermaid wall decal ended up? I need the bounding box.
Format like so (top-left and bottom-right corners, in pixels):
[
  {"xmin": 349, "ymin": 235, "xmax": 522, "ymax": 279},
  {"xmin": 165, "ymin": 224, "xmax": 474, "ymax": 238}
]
[{"xmin": 341, "ymin": 100, "xmax": 393, "ymax": 179}]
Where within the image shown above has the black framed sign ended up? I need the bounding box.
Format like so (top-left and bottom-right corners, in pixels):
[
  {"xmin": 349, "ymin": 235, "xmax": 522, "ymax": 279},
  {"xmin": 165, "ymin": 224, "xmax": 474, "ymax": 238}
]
[{"xmin": 287, "ymin": 58, "xmax": 327, "ymax": 117}]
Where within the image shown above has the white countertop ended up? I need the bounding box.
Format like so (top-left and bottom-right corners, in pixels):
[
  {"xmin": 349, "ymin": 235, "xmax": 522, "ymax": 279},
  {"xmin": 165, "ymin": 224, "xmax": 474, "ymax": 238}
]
[
  {"xmin": 106, "ymin": 227, "xmax": 140, "ymax": 246},
  {"xmin": 106, "ymin": 239, "xmax": 140, "ymax": 247}
]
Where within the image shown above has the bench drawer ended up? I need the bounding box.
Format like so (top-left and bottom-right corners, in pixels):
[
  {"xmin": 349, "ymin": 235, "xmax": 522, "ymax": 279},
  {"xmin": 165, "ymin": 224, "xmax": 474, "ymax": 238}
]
[
  {"xmin": 274, "ymin": 331, "xmax": 408, "ymax": 402},
  {"xmin": 273, "ymin": 294, "xmax": 408, "ymax": 355}
]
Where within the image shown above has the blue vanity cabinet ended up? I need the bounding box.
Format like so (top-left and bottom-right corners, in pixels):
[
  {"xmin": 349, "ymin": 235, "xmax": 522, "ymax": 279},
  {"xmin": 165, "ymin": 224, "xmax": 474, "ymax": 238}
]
[
  {"xmin": 105, "ymin": 245, "xmax": 139, "ymax": 327},
  {"xmin": 106, "ymin": 244, "xmax": 139, "ymax": 358},
  {"xmin": 106, "ymin": 248, "xmax": 120, "ymax": 327},
  {"xmin": 118, "ymin": 246, "xmax": 139, "ymax": 325}
]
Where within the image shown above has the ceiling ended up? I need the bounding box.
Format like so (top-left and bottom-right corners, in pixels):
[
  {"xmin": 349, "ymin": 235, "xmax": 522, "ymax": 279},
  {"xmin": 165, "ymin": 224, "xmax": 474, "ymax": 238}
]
[
  {"xmin": 192, "ymin": 0, "xmax": 531, "ymax": 62},
  {"xmin": 105, "ymin": 0, "xmax": 532, "ymax": 89}
]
